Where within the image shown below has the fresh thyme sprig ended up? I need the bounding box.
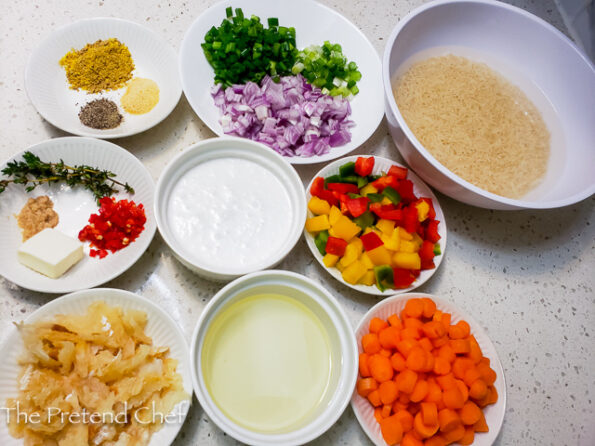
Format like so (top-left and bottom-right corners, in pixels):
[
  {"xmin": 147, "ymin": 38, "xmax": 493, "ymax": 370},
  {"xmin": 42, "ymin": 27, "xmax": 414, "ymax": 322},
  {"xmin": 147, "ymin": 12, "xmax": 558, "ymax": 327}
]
[{"xmin": 0, "ymin": 151, "xmax": 134, "ymax": 202}]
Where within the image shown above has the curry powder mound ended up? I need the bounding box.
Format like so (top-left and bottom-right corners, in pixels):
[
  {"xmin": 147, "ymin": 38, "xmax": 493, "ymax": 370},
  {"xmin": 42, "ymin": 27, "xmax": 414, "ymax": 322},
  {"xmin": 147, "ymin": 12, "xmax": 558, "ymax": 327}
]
[{"xmin": 59, "ymin": 38, "xmax": 135, "ymax": 93}]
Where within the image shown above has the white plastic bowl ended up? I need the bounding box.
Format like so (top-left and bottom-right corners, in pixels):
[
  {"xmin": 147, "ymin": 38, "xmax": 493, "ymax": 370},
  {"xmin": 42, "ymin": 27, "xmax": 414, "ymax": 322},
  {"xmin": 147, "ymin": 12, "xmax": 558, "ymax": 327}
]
[
  {"xmin": 26, "ymin": 18, "xmax": 181, "ymax": 138},
  {"xmin": 189, "ymin": 270, "xmax": 358, "ymax": 446},
  {"xmin": 383, "ymin": 0, "xmax": 595, "ymax": 210},
  {"xmin": 154, "ymin": 137, "xmax": 306, "ymax": 281}
]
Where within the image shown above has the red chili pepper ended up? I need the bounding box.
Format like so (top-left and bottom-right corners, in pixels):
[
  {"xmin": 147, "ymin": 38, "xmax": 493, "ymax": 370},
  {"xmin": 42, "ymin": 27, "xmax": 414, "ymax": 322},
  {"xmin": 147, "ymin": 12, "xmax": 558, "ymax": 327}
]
[
  {"xmin": 388, "ymin": 165, "xmax": 408, "ymax": 180},
  {"xmin": 325, "ymin": 237, "xmax": 348, "ymax": 256},
  {"xmin": 403, "ymin": 205, "xmax": 419, "ymax": 234},
  {"xmin": 345, "ymin": 196, "xmax": 369, "ymax": 218},
  {"xmin": 355, "ymin": 156, "xmax": 375, "ymax": 176},
  {"xmin": 361, "ymin": 232, "xmax": 384, "ymax": 251},
  {"xmin": 392, "ymin": 268, "xmax": 416, "ymax": 288},
  {"xmin": 419, "ymin": 240, "xmax": 435, "ymax": 262},
  {"xmin": 371, "ymin": 175, "xmax": 399, "ymax": 192},
  {"xmin": 396, "ymin": 179, "xmax": 417, "ymax": 203},
  {"xmin": 327, "ymin": 182, "xmax": 360, "ymax": 194},
  {"xmin": 425, "ymin": 219, "xmax": 441, "ymax": 243}
]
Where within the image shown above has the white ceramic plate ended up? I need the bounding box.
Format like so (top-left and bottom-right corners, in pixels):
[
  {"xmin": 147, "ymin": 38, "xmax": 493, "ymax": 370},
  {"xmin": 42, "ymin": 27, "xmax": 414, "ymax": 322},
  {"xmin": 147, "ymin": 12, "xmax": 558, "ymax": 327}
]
[
  {"xmin": 25, "ymin": 18, "xmax": 181, "ymax": 138},
  {"xmin": 0, "ymin": 288, "xmax": 192, "ymax": 446},
  {"xmin": 0, "ymin": 137, "xmax": 156, "ymax": 293},
  {"xmin": 179, "ymin": 0, "xmax": 384, "ymax": 164},
  {"xmin": 351, "ymin": 293, "xmax": 506, "ymax": 446},
  {"xmin": 304, "ymin": 156, "xmax": 446, "ymax": 296}
]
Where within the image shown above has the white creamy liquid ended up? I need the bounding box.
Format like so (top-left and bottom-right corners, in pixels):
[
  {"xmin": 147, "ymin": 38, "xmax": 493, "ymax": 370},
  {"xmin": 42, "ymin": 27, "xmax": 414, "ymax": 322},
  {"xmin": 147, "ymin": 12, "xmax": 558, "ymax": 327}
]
[{"xmin": 167, "ymin": 157, "xmax": 293, "ymax": 270}]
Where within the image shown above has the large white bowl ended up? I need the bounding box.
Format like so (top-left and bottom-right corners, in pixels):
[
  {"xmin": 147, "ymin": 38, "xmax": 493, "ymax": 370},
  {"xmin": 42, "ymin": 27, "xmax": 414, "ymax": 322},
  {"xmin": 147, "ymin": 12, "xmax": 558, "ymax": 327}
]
[
  {"xmin": 0, "ymin": 137, "xmax": 156, "ymax": 293},
  {"xmin": 304, "ymin": 155, "xmax": 447, "ymax": 296},
  {"xmin": 0, "ymin": 288, "xmax": 192, "ymax": 446},
  {"xmin": 189, "ymin": 270, "xmax": 358, "ymax": 446},
  {"xmin": 351, "ymin": 293, "xmax": 506, "ymax": 446},
  {"xmin": 154, "ymin": 137, "xmax": 306, "ymax": 281},
  {"xmin": 26, "ymin": 18, "xmax": 181, "ymax": 138},
  {"xmin": 383, "ymin": 0, "xmax": 595, "ymax": 210},
  {"xmin": 180, "ymin": 0, "xmax": 384, "ymax": 164}
]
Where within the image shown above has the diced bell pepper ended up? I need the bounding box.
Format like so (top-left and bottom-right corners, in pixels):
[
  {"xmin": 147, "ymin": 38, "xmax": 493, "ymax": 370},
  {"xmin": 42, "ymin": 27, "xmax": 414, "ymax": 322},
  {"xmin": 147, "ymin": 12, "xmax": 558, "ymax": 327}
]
[
  {"xmin": 342, "ymin": 259, "xmax": 368, "ymax": 284},
  {"xmin": 367, "ymin": 245, "xmax": 392, "ymax": 265},
  {"xmin": 323, "ymin": 253, "xmax": 339, "ymax": 267},
  {"xmin": 393, "ymin": 252, "xmax": 421, "ymax": 270},
  {"xmin": 306, "ymin": 215, "xmax": 330, "ymax": 233},
  {"xmin": 308, "ymin": 196, "xmax": 331, "ymax": 215}
]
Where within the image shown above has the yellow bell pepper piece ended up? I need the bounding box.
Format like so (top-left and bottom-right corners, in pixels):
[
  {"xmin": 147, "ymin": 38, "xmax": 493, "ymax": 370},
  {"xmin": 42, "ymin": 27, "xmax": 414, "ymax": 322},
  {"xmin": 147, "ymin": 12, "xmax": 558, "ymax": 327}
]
[
  {"xmin": 381, "ymin": 228, "xmax": 400, "ymax": 251},
  {"xmin": 340, "ymin": 242, "xmax": 360, "ymax": 268},
  {"xmin": 393, "ymin": 252, "xmax": 421, "ymax": 270},
  {"xmin": 359, "ymin": 270, "xmax": 376, "ymax": 286},
  {"xmin": 305, "ymin": 214, "xmax": 330, "ymax": 233},
  {"xmin": 336, "ymin": 262, "xmax": 345, "ymax": 272},
  {"xmin": 328, "ymin": 228, "xmax": 336, "ymax": 237},
  {"xmin": 381, "ymin": 197, "xmax": 392, "ymax": 206},
  {"xmin": 342, "ymin": 260, "xmax": 368, "ymax": 285},
  {"xmin": 360, "ymin": 252, "xmax": 374, "ymax": 269},
  {"xmin": 323, "ymin": 253, "xmax": 339, "ymax": 267},
  {"xmin": 397, "ymin": 226, "xmax": 414, "ymax": 241},
  {"xmin": 415, "ymin": 200, "xmax": 430, "ymax": 222},
  {"xmin": 360, "ymin": 184, "xmax": 378, "ymax": 196},
  {"xmin": 366, "ymin": 246, "xmax": 392, "ymax": 266},
  {"xmin": 376, "ymin": 219, "xmax": 396, "ymax": 235},
  {"xmin": 308, "ymin": 196, "xmax": 331, "ymax": 215},
  {"xmin": 329, "ymin": 206, "xmax": 342, "ymax": 226},
  {"xmin": 347, "ymin": 237, "xmax": 364, "ymax": 253},
  {"xmin": 332, "ymin": 215, "xmax": 361, "ymax": 241},
  {"xmin": 399, "ymin": 240, "xmax": 418, "ymax": 253}
]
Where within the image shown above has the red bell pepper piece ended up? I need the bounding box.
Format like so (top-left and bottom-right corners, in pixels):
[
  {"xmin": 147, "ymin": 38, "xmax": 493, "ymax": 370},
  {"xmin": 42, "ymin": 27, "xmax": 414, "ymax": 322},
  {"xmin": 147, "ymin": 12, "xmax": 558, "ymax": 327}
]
[
  {"xmin": 327, "ymin": 182, "xmax": 360, "ymax": 194},
  {"xmin": 392, "ymin": 268, "xmax": 416, "ymax": 288},
  {"xmin": 388, "ymin": 165, "xmax": 408, "ymax": 180},
  {"xmin": 355, "ymin": 156, "xmax": 375, "ymax": 176},
  {"xmin": 421, "ymin": 197, "xmax": 436, "ymax": 219},
  {"xmin": 421, "ymin": 259, "xmax": 436, "ymax": 270},
  {"xmin": 361, "ymin": 232, "xmax": 384, "ymax": 251},
  {"xmin": 371, "ymin": 175, "xmax": 399, "ymax": 192},
  {"xmin": 396, "ymin": 179, "xmax": 417, "ymax": 203},
  {"xmin": 310, "ymin": 176, "xmax": 339, "ymax": 206},
  {"xmin": 425, "ymin": 219, "xmax": 441, "ymax": 243},
  {"xmin": 326, "ymin": 237, "xmax": 348, "ymax": 256},
  {"xmin": 403, "ymin": 205, "xmax": 419, "ymax": 234},
  {"xmin": 370, "ymin": 203, "xmax": 404, "ymax": 221},
  {"xmin": 345, "ymin": 196, "xmax": 369, "ymax": 218},
  {"xmin": 419, "ymin": 240, "xmax": 435, "ymax": 262}
]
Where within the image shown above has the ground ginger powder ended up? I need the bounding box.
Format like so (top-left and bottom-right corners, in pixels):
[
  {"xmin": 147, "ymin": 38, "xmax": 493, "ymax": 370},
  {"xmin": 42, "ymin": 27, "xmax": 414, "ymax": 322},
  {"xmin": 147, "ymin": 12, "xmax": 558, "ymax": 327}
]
[
  {"xmin": 59, "ymin": 38, "xmax": 134, "ymax": 93},
  {"xmin": 121, "ymin": 78, "xmax": 160, "ymax": 114}
]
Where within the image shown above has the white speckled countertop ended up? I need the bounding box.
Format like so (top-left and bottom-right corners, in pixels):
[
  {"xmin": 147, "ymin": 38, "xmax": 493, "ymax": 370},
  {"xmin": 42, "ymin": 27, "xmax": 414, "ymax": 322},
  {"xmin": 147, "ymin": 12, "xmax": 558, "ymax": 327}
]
[{"xmin": 0, "ymin": 1, "xmax": 593, "ymax": 445}]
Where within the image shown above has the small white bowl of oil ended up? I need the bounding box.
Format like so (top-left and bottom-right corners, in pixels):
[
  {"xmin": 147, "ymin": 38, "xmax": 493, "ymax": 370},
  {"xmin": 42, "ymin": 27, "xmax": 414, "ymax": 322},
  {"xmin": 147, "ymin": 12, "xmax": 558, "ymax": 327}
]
[{"xmin": 189, "ymin": 270, "xmax": 358, "ymax": 446}]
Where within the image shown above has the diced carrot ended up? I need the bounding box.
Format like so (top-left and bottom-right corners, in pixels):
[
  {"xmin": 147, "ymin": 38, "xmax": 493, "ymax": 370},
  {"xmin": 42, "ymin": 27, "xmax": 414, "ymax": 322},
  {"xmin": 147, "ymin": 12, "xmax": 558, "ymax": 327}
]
[
  {"xmin": 463, "ymin": 367, "xmax": 482, "ymax": 387},
  {"xmin": 410, "ymin": 379, "xmax": 429, "ymax": 402},
  {"xmin": 433, "ymin": 311, "xmax": 451, "ymax": 328},
  {"xmin": 379, "ymin": 380, "xmax": 399, "ymax": 405},
  {"xmin": 456, "ymin": 320, "xmax": 470, "ymax": 338},
  {"xmin": 424, "ymin": 353, "xmax": 435, "ymax": 373},
  {"xmin": 452, "ymin": 358, "xmax": 474, "ymax": 379},
  {"xmin": 455, "ymin": 379, "xmax": 469, "ymax": 403},
  {"xmin": 438, "ymin": 344, "xmax": 455, "ymax": 363},
  {"xmin": 424, "ymin": 380, "xmax": 442, "ymax": 403},
  {"xmin": 424, "ymin": 436, "xmax": 447, "ymax": 446},
  {"xmin": 433, "ymin": 356, "xmax": 451, "ymax": 375},
  {"xmin": 381, "ymin": 404, "xmax": 392, "ymax": 418},
  {"xmin": 407, "ymin": 347, "xmax": 428, "ymax": 372},
  {"xmin": 441, "ymin": 422, "xmax": 465, "ymax": 443},
  {"xmin": 450, "ymin": 339, "xmax": 470, "ymax": 354},
  {"xmin": 404, "ymin": 298, "xmax": 424, "ymax": 318},
  {"xmin": 419, "ymin": 337, "xmax": 433, "ymax": 352},
  {"xmin": 459, "ymin": 401, "xmax": 482, "ymax": 425},
  {"xmin": 486, "ymin": 385, "xmax": 499, "ymax": 405},
  {"xmin": 370, "ymin": 317, "xmax": 389, "ymax": 334},
  {"xmin": 468, "ymin": 379, "xmax": 488, "ymax": 400},
  {"xmin": 362, "ymin": 333, "xmax": 382, "ymax": 354},
  {"xmin": 436, "ymin": 373, "xmax": 456, "ymax": 391},
  {"xmin": 438, "ymin": 408, "xmax": 461, "ymax": 432},
  {"xmin": 380, "ymin": 348, "xmax": 393, "ymax": 358},
  {"xmin": 477, "ymin": 362, "xmax": 497, "ymax": 385},
  {"xmin": 369, "ymin": 354, "xmax": 394, "ymax": 382},
  {"xmin": 404, "ymin": 317, "xmax": 424, "ymax": 330},
  {"xmin": 380, "ymin": 414, "xmax": 404, "ymax": 445},
  {"xmin": 399, "ymin": 392, "xmax": 411, "ymax": 404},
  {"xmin": 422, "ymin": 321, "xmax": 445, "ymax": 339},
  {"xmin": 391, "ymin": 352, "xmax": 407, "ymax": 372},
  {"xmin": 414, "ymin": 411, "xmax": 439, "ymax": 438},
  {"xmin": 468, "ymin": 335, "xmax": 483, "ymax": 363},
  {"xmin": 359, "ymin": 352, "xmax": 371, "ymax": 377},
  {"xmin": 374, "ymin": 407, "xmax": 383, "ymax": 423},
  {"xmin": 401, "ymin": 327, "xmax": 422, "ymax": 340},
  {"xmin": 448, "ymin": 321, "xmax": 469, "ymax": 339},
  {"xmin": 396, "ymin": 369, "xmax": 418, "ymax": 394},
  {"xmin": 401, "ymin": 432, "xmax": 424, "ymax": 446},
  {"xmin": 421, "ymin": 298, "xmax": 437, "ymax": 319},
  {"xmin": 459, "ymin": 426, "xmax": 475, "ymax": 445},
  {"xmin": 397, "ymin": 339, "xmax": 418, "ymax": 357},
  {"xmin": 394, "ymin": 409, "xmax": 414, "ymax": 432},
  {"xmin": 420, "ymin": 402, "xmax": 438, "ymax": 426},
  {"xmin": 379, "ymin": 326, "xmax": 401, "ymax": 350},
  {"xmin": 388, "ymin": 313, "xmax": 403, "ymax": 330},
  {"xmin": 408, "ymin": 401, "xmax": 421, "ymax": 415},
  {"xmin": 432, "ymin": 336, "xmax": 448, "ymax": 348},
  {"xmin": 473, "ymin": 410, "xmax": 489, "ymax": 432},
  {"xmin": 480, "ymin": 356, "xmax": 490, "ymax": 366},
  {"xmin": 443, "ymin": 386, "xmax": 465, "ymax": 409},
  {"xmin": 356, "ymin": 377, "xmax": 378, "ymax": 397},
  {"xmin": 368, "ymin": 389, "xmax": 382, "ymax": 407}
]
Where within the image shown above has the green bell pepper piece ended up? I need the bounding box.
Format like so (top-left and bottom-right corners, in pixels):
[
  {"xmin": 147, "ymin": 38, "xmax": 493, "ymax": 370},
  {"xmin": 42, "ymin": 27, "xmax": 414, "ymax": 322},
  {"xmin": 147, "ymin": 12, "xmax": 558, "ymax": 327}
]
[
  {"xmin": 382, "ymin": 186, "xmax": 401, "ymax": 205},
  {"xmin": 367, "ymin": 193, "xmax": 383, "ymax": 203},
  {"xmin": 433, "ymin": 243, "xmax": 441, "ymax": 256},
  {"xmin": 353, "ymin": 211, "xmax": 374, "ymax": 230},
  {"xmin": 374, "ymin": 265, "xmax": 394, "ymax": 292},
  {"xmin": 339, "ymin": 161, "xmax": 356, "ymax": 177},
  {"xmin": 314, "ymin": 230, "xmax": 329, "ymax": 256}
]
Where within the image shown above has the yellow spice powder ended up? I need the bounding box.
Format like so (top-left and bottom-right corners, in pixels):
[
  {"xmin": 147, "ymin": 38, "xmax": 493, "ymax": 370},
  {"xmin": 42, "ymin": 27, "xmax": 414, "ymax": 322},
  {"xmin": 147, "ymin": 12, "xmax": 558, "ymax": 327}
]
[
  {"xmin": 59, "ymin": 38, "xmax": 134, "ymax": 93},
  {"xmin": 121, "ymin": 78, "xmax": 160, "ymax": 114}
]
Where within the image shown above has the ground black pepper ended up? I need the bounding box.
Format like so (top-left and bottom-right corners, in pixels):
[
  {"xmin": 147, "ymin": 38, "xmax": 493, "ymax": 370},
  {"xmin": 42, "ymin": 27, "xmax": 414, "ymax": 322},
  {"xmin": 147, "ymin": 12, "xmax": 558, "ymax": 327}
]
[{"xmin": 78, "ymin": 98, "xmax": 123, "ymax": 129}]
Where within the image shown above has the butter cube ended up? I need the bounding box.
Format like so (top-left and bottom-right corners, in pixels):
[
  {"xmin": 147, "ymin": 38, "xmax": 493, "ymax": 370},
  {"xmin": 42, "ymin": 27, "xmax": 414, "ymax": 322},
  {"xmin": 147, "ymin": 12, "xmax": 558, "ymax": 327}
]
[{"xmin": 18, "ymin": 228, "xmax": 84, "ymax": 278}]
